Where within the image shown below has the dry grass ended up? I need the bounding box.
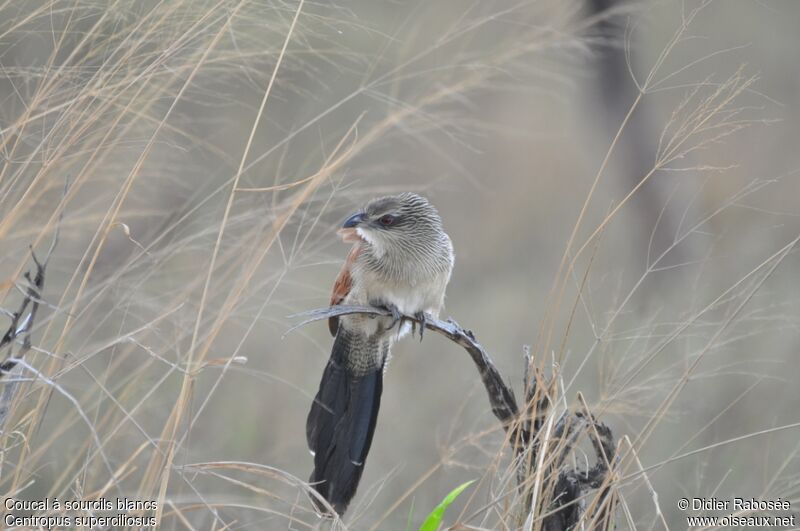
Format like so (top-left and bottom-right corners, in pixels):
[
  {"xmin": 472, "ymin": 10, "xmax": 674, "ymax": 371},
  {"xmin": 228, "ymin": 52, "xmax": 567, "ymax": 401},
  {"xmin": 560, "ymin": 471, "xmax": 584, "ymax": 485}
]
[{"xmin": 0, "ymin": 0, "xmax": 797, "ymax": 529}]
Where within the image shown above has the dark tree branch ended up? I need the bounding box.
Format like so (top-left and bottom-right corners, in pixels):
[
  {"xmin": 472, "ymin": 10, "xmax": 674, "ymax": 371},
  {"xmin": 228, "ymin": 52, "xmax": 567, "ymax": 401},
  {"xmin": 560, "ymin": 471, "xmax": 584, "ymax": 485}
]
[
  {"xmin": 290, "ymin": 304, "xmax": 617, "ymax": 530},
  {"xmin": 1, "ymin": 179, "xmax": 65, "ymax": 374},
  {"xmin": 0, "ymin": 195, "xmax": 63, "ymax": 430},
  {"xmin": 1, "ymin": 250, "xmax": 47, "ymax": 371},
  {"xmin": 0, "ymin": 249, "xmax": 48, "ymax": 431},
  {"xmin": 289, "ymin": 305, "xmax": 521, "ymax": 433}
]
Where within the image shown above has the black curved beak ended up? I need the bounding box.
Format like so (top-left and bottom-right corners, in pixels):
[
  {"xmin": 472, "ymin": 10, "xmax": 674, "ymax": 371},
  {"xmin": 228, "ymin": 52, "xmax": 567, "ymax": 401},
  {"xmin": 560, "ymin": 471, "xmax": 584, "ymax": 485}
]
[{"xmin": 342, "ymin": 212, "xmax": 366, "ymax": 228}]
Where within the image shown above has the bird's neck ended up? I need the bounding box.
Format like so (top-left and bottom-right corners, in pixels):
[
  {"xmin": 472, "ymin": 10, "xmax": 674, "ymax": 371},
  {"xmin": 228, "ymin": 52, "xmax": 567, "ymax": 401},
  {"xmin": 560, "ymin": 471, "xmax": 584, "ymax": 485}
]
[{"xmin": 360, "ymin": 232, "xmax": 451, "ymax": 284}]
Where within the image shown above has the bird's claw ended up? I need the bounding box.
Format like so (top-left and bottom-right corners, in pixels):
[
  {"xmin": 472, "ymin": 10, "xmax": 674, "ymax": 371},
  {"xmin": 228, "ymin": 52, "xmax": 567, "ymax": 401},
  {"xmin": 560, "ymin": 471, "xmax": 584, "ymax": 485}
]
[
  {"xmin": 389, "ymin": 305, "xmax": 402, "ymax": 331},
  {"xmin": 414, "ymin": 312, "xmax": 429, "ymax": 342},
  {"xmin": 373, "ymin": 302, "xmax": 402, "ymax": 331}
]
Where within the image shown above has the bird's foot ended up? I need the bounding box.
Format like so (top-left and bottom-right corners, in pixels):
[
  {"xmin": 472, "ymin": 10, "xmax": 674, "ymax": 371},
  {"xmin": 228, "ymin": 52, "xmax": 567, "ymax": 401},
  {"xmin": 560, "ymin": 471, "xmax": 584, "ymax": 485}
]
[
  {"xmin": 371, "ymin": 301, "xmax": 402, "ymax": 331},
  {"xmin": 413, "ymin": 312, "xmax": 430, "ymax": 342}
]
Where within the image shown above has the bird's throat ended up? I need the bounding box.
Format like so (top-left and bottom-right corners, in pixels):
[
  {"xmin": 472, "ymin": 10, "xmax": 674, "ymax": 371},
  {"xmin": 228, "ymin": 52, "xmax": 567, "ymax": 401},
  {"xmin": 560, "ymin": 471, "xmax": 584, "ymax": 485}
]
[{"xmin": 337, "ymin": 227, "xmax": 362, "ymax": 244}]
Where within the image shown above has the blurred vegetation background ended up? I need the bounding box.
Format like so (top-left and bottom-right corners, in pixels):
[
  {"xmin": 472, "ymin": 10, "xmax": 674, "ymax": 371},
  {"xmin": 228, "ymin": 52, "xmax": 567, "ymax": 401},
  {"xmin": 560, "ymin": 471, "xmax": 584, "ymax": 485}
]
[{"xmin": 0, "ymin": 0, "xmax": 798, "ymax": 528}]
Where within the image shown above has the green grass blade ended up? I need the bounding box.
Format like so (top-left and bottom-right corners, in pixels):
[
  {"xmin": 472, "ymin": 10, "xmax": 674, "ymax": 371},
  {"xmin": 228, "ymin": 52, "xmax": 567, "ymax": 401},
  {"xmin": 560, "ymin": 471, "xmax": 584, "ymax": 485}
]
[{"xmin": 419, "ymin": 480, "xmax": 475, "ymax": 531}]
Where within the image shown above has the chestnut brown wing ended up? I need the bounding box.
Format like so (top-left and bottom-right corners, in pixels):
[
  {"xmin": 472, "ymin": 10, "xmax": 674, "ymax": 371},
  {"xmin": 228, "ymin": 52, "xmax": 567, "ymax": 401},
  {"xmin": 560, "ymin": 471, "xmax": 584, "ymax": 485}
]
[{"xmin": 329, "ymin": 245, "xmax": 361, "ymax": 336}]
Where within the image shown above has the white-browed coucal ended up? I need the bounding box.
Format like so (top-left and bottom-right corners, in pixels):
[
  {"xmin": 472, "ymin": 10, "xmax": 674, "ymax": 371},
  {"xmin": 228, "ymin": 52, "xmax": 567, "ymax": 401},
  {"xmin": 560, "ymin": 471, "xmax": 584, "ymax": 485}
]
[{"xmin": 306, "ymin": 192, "xmax": 454, "ymax": 515}]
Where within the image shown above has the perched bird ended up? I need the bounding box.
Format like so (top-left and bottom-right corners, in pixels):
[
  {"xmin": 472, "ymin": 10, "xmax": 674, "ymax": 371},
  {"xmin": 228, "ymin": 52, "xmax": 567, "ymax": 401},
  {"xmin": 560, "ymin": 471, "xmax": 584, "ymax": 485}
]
[{"xmin": 306, "ymin": 192, "xmax": 454, "ymax": 515}]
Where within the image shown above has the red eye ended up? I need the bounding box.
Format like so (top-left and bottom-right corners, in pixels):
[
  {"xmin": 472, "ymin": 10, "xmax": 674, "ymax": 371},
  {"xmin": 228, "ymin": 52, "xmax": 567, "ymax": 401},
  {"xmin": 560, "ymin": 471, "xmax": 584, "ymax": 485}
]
[{"xmin": 379, "ymin": 215, "xmax": 395, "ymax": 227}]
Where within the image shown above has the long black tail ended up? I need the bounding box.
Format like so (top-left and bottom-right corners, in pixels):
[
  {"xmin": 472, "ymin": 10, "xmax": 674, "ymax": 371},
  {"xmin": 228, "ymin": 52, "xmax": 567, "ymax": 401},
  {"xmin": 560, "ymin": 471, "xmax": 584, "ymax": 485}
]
[{"xmin": 306, "ymin": 330, "xmax": 384, "ymax": 515}]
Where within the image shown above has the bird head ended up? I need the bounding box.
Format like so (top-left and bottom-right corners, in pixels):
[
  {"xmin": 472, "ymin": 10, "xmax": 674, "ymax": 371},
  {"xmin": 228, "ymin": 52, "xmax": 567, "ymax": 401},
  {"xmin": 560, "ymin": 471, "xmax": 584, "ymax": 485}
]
[{"xmin": 337, "ymin": 192, "xmax": 444, "ymax": 258}]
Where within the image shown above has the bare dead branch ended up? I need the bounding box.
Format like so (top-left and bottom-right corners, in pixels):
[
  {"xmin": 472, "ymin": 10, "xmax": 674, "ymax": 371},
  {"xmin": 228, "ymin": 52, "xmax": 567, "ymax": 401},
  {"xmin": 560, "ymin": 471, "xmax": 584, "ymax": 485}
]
[
  {"xmin": 0, "ymin": 190, "xmax": 63, "ymax": 430},
  {"xmin": 290, "ymin": 304, "xmax": 618, "ymax": 529},
  {"xmin": 289, "ymin": 305, "xmax": 520, "ymax": 432}
]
